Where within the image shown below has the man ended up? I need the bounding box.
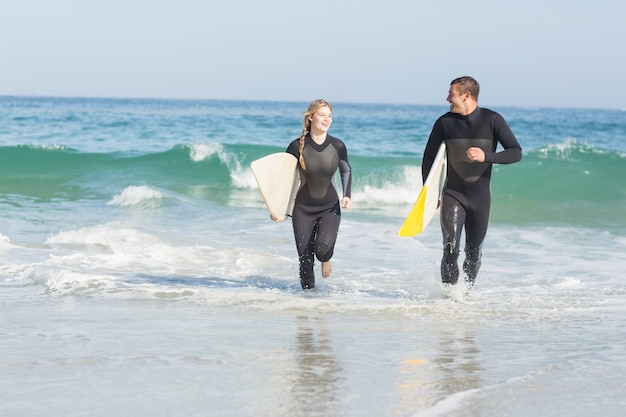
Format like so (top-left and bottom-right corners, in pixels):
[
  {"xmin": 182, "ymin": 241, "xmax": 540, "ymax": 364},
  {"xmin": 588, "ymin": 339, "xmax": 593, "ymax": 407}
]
[{"xmin": 422, "ymin": 76, "xmax": 522, "ymax": 290}]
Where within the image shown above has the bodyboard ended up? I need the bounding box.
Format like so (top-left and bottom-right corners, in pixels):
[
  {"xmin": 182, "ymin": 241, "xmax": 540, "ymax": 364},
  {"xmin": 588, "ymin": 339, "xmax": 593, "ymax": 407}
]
[
  {"xmin": 398, "ymin": 143, "xmax": 447, "ymax": 236},
  {"xmin": 250, "ymin": 153, "xmax": 300, "ymax": 222}
]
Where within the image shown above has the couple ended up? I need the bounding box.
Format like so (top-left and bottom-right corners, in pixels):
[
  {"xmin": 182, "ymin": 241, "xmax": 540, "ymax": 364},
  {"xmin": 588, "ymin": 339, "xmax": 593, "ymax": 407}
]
[{"xmin": 277, "ymin": 76, "xmax": 522, "ymax": 291}]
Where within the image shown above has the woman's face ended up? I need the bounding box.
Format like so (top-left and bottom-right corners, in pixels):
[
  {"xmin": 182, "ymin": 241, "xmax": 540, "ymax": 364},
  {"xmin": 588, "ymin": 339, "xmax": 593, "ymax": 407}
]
[{"xmin": 309, "ymin": 106, "xmax": 332, "ymax": 134}]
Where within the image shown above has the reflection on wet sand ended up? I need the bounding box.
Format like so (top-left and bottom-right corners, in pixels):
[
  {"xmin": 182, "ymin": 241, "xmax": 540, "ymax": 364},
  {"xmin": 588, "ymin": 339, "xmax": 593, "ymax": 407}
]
[
  {"xmin": 397, "ymin": 326, "xmax": 484, "ymax": 415},
  {"xmin": 288, "ymin": 315, "xmax": 344, "ymax": 417},
  {"xmin": 434, "ymin": 327, "xmax": 483, "ymax": 394}
]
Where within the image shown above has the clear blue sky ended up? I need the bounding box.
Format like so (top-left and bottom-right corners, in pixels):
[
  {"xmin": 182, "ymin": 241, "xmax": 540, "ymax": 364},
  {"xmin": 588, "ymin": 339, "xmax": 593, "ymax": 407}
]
[{"xmin": 1, "ymin": 0, "xmax": 624, "ymax": 109}]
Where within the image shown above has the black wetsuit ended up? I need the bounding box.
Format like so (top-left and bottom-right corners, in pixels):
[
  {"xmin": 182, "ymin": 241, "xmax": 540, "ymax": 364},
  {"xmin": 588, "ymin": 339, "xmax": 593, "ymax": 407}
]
[
  {"xmin": 286, "ymin": 134, "xmax": 352, "ymax": 289},
  {"xmin": 422, "ymin": 107, "xmax": 522, "ymax": 286}
]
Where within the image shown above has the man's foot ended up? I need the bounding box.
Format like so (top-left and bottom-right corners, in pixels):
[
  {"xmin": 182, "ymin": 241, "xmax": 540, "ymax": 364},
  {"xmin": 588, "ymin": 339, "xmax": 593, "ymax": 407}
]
[
  {"xmin": 441, "ymin": 283, "xmax": 454, "ymax": 298},
  {"xmin": 322, "ymin": 261, "xmax": 332, "ymax": 278}
]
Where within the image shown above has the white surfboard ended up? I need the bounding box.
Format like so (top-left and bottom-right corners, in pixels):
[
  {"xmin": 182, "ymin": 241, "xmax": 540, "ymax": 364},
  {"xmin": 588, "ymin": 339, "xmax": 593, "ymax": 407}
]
[
  {"xmin": 398, "ymin": 142, "xmax": 447, "ymax": 236},
  {"xmin": 251, "ymin": 153, "xmax": 300, "ymax": 222}
]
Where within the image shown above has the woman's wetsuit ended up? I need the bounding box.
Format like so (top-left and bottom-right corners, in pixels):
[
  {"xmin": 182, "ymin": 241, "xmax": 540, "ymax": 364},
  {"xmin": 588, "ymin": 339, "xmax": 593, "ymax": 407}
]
[
  {"xmin": 422, "ymin": 107, "xmax": 522, "ymax": 286},
  {"xmin": 286, "ymin": 134, "xmax": 352, "ymax": 289}
]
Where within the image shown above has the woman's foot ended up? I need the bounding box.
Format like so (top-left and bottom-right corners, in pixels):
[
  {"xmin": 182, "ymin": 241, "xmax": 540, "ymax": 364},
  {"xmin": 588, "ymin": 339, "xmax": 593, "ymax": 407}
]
[
  {"xmin": 300, "ymin": 265, "xmax": 315, "ymax": 290},
  {"xmin": 322, "ymin": 261, "xmax": 332, "ymax": 278},
  {"xmin": 300, "ymin": 278, "xmax": 315, "ymax": 290}
]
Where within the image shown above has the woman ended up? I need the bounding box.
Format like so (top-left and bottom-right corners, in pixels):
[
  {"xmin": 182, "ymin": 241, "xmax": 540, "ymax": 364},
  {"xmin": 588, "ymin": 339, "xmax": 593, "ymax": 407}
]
[{"xmin": 283, "ymin": 99, "xmax": 352, "ymax": 290}]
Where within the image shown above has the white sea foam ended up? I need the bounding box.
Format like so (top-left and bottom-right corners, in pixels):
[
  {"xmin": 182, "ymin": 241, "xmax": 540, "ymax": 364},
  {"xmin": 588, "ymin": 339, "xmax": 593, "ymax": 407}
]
[
  {"xmin": 187, "ymin": 143, "xmax": 257, "ymax": 192},
  {"xmin": 356, "ymin": 165, "xmax": 423, "ymax": 206},
  {"xmin": 187, "ymin": 143, "xmax": 225, "ymax": 162},
  {"xmin": 107, "ymin": 185, "xmax": 165, "ymax": 207},
  {"xmin": 231, "ymin": 164, "xmax": 259, "ymax": 189},
  {"xmin": 0, "ymin": 232, "xmax": 11, "ymax": 248},
  {"xmin": 2, "ymin": 218, "xmax": 615, "ymax": 326}
]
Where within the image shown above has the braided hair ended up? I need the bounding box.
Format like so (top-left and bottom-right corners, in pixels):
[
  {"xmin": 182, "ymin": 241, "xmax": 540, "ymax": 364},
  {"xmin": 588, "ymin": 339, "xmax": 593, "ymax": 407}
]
[{"xmin": 298, "ymin": 99, "xmax": 333, "ymax": 170}]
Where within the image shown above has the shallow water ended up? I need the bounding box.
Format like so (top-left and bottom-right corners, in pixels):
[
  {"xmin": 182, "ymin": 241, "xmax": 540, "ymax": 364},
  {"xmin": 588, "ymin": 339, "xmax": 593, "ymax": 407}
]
[
  {"xmin": 2, "ymin": 213, "xmax": 625, "ymax": 416},
  {"xmin": 1, "ymin": 97, "xmax": 625, "ymax": 416}
]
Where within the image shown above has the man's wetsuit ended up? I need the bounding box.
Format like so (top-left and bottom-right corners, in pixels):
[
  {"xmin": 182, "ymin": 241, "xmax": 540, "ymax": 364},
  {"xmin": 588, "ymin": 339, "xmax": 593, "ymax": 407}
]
[
  {"xmin": 286, "ymin": 134, "xmax": 352, "ymax": 289},
  {"xmin": 422, "ymin": 107, "xmax": 522, "ymax": 286}
]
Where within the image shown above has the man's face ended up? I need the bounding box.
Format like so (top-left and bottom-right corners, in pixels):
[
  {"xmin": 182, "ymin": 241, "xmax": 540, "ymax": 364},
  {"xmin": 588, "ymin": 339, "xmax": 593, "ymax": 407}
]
[{"xmin": 447, "ymin": 84, "xmax": 466, "ymax": 114}]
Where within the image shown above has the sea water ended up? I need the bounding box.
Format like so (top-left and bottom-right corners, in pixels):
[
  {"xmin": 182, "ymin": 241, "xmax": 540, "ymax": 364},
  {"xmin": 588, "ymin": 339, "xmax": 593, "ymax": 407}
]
[{"xmin": 1, "ymin": 96, "xmax": 625, "ymax": 416}]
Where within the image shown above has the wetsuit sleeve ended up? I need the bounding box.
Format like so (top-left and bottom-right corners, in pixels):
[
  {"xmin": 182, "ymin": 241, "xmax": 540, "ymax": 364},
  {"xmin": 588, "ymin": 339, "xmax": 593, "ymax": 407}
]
[
  {"xmin": 339, "ymin": 161, "xmax": 352, "ymax": 199},
  {"xmin": 286, "ymin": 139, "xmax": 300, "ymax": 158},
  {"xmin": 422, "ymin": 118, "xmax": 445, "ymax": 182},
  {"xmin": 335, "ymin": 140, "xmax": 352, "ymax": 199},
  {"xmin": 484, "ymin": 113, "xmax": 522, "ymax": 164}
]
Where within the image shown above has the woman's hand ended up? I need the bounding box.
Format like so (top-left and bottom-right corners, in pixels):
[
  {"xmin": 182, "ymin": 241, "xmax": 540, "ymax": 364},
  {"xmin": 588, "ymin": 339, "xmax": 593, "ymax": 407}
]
[{"xmin": 342, "ymin": 197, "xmax": 353, "ymax": 210}]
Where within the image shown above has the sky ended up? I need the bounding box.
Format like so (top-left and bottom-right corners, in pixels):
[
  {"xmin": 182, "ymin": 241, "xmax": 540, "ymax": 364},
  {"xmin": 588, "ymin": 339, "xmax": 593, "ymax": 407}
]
[{"xmin": 1, "ymin": 0, "xmax": 625, "ymax": 109}]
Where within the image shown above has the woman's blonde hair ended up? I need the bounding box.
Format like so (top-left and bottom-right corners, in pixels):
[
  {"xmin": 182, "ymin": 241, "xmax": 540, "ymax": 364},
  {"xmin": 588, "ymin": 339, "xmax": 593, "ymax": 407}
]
[{"xmin": 298, "ymin": 99, "xmax": 332, "ymax": 170}]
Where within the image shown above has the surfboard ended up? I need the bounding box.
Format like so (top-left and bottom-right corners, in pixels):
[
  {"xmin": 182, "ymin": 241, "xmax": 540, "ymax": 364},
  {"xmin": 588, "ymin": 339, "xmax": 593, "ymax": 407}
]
[
  {"xmin": 250, "ymin": 152, "xmax": 300, "ymax": 222},
  {"xmin": 398, "ymin": 142, "xmax": 447, "ymax": 237}
]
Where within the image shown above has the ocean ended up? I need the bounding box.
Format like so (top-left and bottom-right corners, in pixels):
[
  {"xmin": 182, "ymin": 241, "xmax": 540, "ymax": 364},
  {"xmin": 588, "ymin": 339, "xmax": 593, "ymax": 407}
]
[{"xmin": 1, "ymin": 96, "xmax": 625, "ymax": 416}]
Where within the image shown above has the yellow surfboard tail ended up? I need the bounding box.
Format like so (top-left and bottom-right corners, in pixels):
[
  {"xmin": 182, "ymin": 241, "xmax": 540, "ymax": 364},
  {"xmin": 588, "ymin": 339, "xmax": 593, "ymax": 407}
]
[
  {"xmin": 397, "ymin": 142, "xmax": 447, "ymax": 237},
  {"xmin": 397, "ymin": 186, "xmax": 428, "ymax": 237}
]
